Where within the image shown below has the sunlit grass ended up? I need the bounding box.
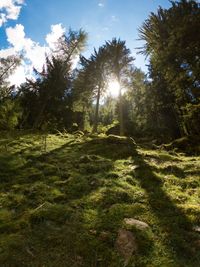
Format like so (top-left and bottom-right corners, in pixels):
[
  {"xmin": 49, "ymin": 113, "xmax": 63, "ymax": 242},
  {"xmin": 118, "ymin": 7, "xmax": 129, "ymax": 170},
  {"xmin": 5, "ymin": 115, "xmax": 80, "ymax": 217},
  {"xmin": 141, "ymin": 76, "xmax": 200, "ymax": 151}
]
[{"xmin": 0, "ymin": 132, "xmax": 199, "ymax": 266}]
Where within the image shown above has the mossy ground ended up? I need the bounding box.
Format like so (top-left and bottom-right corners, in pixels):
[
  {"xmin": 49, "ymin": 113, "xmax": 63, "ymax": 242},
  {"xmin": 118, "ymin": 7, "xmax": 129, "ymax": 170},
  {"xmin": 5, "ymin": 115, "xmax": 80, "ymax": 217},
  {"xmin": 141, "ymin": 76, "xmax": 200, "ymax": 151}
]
[{"xmin": 0, "ymin": 132, "xmax": 200, "ymax": 267}]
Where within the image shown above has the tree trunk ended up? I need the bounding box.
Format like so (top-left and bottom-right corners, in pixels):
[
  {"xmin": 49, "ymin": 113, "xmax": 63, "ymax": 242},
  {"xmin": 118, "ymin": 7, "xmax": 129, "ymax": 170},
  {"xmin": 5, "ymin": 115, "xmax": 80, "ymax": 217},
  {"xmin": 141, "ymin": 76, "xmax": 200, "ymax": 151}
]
[
  {"xmin": 80, "ymin": 105, "xmax": 86, "ymax": 131},
  {"xmin": 119, "ymin": 87, "xmax": 124, "ymax": 136},
  {"xmin": 92, "ymin": 86, "xmax": 101, "ymax": 133},
  {"xmin": 117, "ymin": 76, "xmax": 124, "ymax": 136},
  {"xmin": 33, "ymin": 98, "xmax": 48, "ymax": 129}
]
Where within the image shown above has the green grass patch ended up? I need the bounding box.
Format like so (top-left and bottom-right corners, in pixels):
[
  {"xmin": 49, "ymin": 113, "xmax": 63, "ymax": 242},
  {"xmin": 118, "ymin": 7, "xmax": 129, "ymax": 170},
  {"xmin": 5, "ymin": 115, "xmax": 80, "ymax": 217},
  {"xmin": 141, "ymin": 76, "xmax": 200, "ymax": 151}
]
[{"xmin": 0, "ymin": 132, "xmax": 200, "ymax": 266}]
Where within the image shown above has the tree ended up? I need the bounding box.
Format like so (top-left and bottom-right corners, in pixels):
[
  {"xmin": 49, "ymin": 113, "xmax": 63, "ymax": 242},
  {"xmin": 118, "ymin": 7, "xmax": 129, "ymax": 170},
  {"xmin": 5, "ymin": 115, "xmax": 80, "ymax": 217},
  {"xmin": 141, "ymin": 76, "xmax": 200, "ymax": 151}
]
[
  {"xmin": 90, "ymin": 47, "xmax": 109, "ymax": 132},
  {"xmin": 0, "ymin": 54, "xmax": 22, "ymax": 131},
  {"xmin": 0, "ymin": 55, "xmax": 21, "ymax": 84},
  {"xmin": 55, "ymin": 29, "xmax": 87, "ymax": 63},
  {"xmin": 32, "ymin": 55, "xmax": 71, "ymax": 128},
  {"xmin": 138, "ymin": 0, "xmax": 200, "ymax": 137},
  {"xmin": 0, "ymin": 99, "xmax": 22, "ymax": 131},
  {"xmin": 0, "ymin": 55, "xmax": 21, "ymax": 100},
  {"xmin": 104, "ymin": 38, "xmax": 134, "ymax": 135},
  {"xmin": 19, "ymin": 29, "xmax": 87, "ymax": 130},
  {"xmin": 74, "ymin": 46, "xmax": 109, "ymax": 133},
  {"xmin": 72, "ymin": 60, "xmax": 94, "ymax": 131},
  {"xmin": 123, "ymin": 68, "xmax": 148, "ymax": 135}
]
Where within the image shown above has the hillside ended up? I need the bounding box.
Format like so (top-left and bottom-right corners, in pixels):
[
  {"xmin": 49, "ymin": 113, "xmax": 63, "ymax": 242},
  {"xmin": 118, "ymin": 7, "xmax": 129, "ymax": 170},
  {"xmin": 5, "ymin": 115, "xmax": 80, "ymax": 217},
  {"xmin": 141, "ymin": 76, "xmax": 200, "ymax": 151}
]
[{"xmin": 0, "ymin": 132, "xmax": 200, "ymax": 267}]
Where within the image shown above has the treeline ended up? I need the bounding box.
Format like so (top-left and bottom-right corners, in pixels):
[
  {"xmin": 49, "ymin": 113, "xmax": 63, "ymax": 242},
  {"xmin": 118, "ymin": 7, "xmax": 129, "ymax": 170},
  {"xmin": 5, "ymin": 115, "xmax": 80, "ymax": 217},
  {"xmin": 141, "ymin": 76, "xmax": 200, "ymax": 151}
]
[{"xmin": 0, "ymin": 0, "xmax": 199, "ymax": 141}]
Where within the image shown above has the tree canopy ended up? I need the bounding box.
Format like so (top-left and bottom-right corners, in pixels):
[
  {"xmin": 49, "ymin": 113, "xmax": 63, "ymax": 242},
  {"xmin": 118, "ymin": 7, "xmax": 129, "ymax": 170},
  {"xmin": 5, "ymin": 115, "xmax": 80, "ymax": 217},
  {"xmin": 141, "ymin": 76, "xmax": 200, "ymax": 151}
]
[{"xmin": 0, "ymin": 1, "xmax": 199, "ymax": 141}]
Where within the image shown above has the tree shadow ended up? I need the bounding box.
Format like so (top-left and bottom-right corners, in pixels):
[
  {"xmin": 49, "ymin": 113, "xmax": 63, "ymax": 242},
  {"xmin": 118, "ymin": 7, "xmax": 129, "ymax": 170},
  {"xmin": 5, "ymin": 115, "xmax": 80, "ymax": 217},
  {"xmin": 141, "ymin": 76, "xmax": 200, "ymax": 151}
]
[
  {"xmin": 80, "ymin": 138, "xmax": 200, "ymax": 265},
  {"xmin": 0, "ymin": 138, "xmax": 122, "ymax": 266},
  {"xmin": 131, "ymin": 146, "xmax": 199, "ymax": 266},
  {"xmin": 150, "ymin": 164, "xmax": 186, "ymax": 178},
  {"xmin": 1, "ymin": 136, "xmax": 200, "ymax": 266}
]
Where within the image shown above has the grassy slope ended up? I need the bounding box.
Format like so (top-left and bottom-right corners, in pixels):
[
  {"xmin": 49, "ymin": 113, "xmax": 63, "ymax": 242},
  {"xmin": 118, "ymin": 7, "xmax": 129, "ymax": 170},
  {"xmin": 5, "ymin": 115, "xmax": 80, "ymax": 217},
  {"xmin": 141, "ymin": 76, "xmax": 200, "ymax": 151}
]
[{"xmin": 0, "ymin": 132, "xmax": 200, "ymax": 267}]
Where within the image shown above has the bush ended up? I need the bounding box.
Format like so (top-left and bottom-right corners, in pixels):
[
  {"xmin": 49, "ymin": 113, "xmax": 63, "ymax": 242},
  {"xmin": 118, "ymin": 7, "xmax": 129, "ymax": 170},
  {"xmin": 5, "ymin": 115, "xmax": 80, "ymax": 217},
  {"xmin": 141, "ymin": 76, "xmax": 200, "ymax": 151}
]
[{"xmin": 0, "ymin": 99, "xmax": 22, "ymax": 130}]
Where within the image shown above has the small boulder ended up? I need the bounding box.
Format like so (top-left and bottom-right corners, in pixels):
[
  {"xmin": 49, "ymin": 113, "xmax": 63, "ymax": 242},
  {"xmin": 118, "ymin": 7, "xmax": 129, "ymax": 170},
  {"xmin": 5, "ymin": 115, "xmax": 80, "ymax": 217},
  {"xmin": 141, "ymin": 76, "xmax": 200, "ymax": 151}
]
[
  {"xmin": 73, "ymin": 130, "xmax": 84, "ymax": 136},
  {"xmin": 115, "ymin": 229, "xmax": 137, "ymax": 266},
  {"xmin": 107, "ymin": 135, "xmax": 136, "ymax": 146},
  {"xmin": 79, "ymin": 155, "xmax": 92, "ymax": 163},
  {"xmin": 89, "ymin": 229, "xmax": 97, "ymax": 235},
  {"xmin": 124, "ymin": 218, "xmax": 149, "ymax": 230},
  {"xmin": 99, "ymin": 231, "xmax": 110, "ymax": 241},
  {"xmin": 193, "ymin": 226, "xmax": 200, "ymax": 233},
  {"xmin": 79, "ymin": 154, "xmax": 100, "ymax": 163}
]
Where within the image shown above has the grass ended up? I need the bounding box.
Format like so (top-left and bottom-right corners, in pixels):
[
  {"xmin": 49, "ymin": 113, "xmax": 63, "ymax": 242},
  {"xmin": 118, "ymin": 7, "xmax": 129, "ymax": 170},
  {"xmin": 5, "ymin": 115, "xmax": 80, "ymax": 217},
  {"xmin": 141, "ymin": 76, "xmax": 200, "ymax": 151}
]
[{"xmin": 0, "ymin": 132, "xmax": 200, "ymax": 266}]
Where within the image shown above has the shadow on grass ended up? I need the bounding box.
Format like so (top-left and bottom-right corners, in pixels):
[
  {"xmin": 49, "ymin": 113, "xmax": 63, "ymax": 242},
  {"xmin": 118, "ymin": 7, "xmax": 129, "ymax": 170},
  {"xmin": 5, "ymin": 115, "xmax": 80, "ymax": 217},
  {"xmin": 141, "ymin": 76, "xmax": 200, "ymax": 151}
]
[
  {"xmin": 131, "ymin": 146, "xmax": 199, "ymax": 266},
  {"xmin": 0, "ymin": 138, "xmax": 123, "ymax": 266},
  {"xmin": 151, "ymin": 164, "xmax": 186, "ymax": 178},
  {"xmin": 1, "ymin": 135, "xmax": 200, "ymax": 266},
  {"xmin": 68, "ymin": 137, "xmax": 200, "ymax": 265}
]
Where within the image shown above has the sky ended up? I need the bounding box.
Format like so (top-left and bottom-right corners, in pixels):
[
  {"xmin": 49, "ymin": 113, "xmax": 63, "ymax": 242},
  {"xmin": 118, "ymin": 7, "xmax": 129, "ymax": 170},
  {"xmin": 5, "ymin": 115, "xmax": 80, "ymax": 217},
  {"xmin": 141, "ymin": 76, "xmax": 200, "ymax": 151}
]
[{"xmin": 0, "ymin": 0, "xmax": 172, "ymax": 86}]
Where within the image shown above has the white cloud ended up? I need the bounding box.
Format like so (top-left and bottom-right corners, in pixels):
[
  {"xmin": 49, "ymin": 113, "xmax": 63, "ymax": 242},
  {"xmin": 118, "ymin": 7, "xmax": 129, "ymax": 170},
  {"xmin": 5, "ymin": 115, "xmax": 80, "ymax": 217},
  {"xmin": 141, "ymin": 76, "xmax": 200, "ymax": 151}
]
[
  {"xmin": 98, "ymin": 3, "xmax": 104, "ymax": 7},
  {"xmin": 102, "ymin": 27, "xmax": 109, "ymax": 31},
  {"xmin": 6, "ymin": 24, "xmax": 33, "ymax": 51},
  {"xmin": 0, "ymin": 13, "xmax": 7, "ymax": 27},
  {"xmin": 16, "ymin": 0, "xmax": 24, "ymax": 4},
  {"xmin": 0, "ymin": 23, "xmax": 68, "ymax": 86},
  {"xmin": 111, "ymin": 15, "xmax": 118, "ymax": 22},
  {"xmin": 71, "ymin": 55, "xmax": 80, "ymax": 70},
  {"xmin": 0, "ymin": 47, "xmax": 15, "ymax": 58},
  {"xmin": 45, "ymin": 23, "xmax": 65, "ymax": 50},
  {"xmin": 0, "ymin": 0, "xmax": 25, "ymax": 26},
  {"xmin": 5, "ymin": 24, "xmax": 47, "ymax": 72},
  {"xmin": 9, "ymin": 64, "xmax": 27, "ymax": 86}
]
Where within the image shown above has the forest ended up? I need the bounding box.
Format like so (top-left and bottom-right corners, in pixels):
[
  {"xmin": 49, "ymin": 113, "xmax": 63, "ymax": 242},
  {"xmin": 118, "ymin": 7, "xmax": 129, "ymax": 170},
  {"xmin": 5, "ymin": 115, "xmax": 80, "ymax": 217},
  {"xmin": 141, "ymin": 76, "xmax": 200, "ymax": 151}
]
[{"xmin": 0, "ymin": 0, "xmax": 200, "ymax": 266}]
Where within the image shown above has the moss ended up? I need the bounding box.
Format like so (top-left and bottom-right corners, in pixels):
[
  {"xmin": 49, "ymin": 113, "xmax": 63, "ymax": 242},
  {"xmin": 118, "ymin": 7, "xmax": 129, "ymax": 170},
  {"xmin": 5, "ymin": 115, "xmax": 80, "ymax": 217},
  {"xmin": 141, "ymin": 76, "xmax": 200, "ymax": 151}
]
[{"xmin": 0, "ymin": 132, "xmax": 199, "ymax": 266}]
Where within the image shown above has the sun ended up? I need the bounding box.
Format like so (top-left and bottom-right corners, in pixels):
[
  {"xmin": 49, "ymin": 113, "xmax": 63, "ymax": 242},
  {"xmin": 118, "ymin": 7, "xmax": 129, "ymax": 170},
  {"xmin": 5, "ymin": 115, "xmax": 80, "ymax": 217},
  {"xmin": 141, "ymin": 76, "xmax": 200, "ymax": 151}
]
[{"xmin": 107, "ymin": 80, "xmax": 120, "ymax": 97}]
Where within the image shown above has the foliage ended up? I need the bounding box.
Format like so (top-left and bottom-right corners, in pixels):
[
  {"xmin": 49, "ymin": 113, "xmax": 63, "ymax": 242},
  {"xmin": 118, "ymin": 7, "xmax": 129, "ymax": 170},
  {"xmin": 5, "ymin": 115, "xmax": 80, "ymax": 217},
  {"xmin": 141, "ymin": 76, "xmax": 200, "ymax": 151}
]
[
  {"xmin": 55, "ymin": 28, "xmax": 88, "ymax": 63},
  {"xmin": 104, "ymin": 38, "xmax": 134, "ymax": 135},
  {"xmin": 1, "ymin": 3, "xmax": 200, "ymax": 266},
  {"xmin": 138, "ymin": 0, "xmax": 200, "ymax": 137},
  {"xmin": 0, "ymin": 99, "xmax": 22, "ymax": 131},
  {"xmin": 1, "ymin": 1, "xmax": 200, "ymax": 141},
  {"xmin": 0, "ymin": 55, "xmax": 21, "ymax": 101},
  {"xmin": 0, "ymin": 55, "xmax": 21, "ymax": 85},
  {"xmin": 74, "ymin": 46, "xmax": 110, "ymax": 132},
  {"xmin": 18, "ymin": 29, "xmax": 87, "ymax": 130}
]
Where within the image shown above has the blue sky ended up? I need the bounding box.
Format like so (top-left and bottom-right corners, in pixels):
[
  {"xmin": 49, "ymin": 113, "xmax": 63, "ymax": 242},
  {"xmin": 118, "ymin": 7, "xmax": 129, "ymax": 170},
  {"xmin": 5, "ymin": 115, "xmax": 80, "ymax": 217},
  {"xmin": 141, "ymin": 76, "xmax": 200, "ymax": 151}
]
[{"xmin": 0, "ymin": 0, "xmax": 172, "ymax": 85}]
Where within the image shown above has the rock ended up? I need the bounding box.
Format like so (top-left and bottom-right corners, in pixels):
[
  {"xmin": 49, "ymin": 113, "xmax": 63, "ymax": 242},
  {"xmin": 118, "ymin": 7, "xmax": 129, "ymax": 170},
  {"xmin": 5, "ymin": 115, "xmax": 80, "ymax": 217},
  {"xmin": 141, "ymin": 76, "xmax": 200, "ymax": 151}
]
[
  {"xmin": 99, "ymin": 231, "xmax": 110, "ymax": 241},
  {"xmin": 124, "ymin": 218, "xmax": 149, "ymax": 230},
  {"xmin": 79, "ymin": 154, "xmax": 100, "ymax": 163},
  {"xmin": 90, "ymin": 180, "xmax": 96, "ymax": 186},
  {"xmin": 191, "ymin": 239, "xmax": 200, "ymax": 253},
  {"xmin": 194, "ymin": 240, "xmax": 200, "ymax": 248},
  {"xmin": 193, "ymin": 226, "xmax": 200, "ymax": 233},
  {"xmin": 73, "ymin": 130, "xmax": 84, "ymax": 137},
  {"xmin": 130, "ymin": 165, "xmax": 140, "ymax": 171},
  {"xmin": 115, "ymin": 229, "xmax": 137, "ymax": 266},
  {"xmin": 106, "ymin": 124, "xmax": 120, "ymax": 135},
  {"xmin": 89, "ymin": 229, "xmax": 97, "ymax": 235},
  {"xmin": 75, "ymin": 255, "xmax": 83, "ymax": 265},
  {"xmin": 79, "ymin": 155, "xmax": 92, "ymax": 163},
  {"xmin": 107, "ymin": 135, "xmax": 136, "ymax": 146}
]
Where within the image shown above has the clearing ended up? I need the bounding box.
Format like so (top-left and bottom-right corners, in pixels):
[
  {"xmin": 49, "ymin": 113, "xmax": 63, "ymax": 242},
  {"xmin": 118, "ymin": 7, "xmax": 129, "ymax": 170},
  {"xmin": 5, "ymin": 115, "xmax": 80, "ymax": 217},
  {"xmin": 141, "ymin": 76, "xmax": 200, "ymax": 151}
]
[{"xmin": 0, "ymin": 132, "xmax": 200, "ymax": 266}]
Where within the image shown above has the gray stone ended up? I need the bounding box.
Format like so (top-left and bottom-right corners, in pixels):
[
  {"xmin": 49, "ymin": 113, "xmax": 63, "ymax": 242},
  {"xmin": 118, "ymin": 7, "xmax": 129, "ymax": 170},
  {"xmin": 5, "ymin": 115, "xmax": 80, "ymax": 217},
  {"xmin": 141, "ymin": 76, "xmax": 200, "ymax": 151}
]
[
  {"xmin": 193, "ymin": 226, "xmax": 200, "ymax": 233},
  {"xmin": 124, "ymin": 218, "xmax": 149, "ymax": 230},
  {"xmin": 115, "ymin": 229, "xmax": 137, "ymax": 266}
]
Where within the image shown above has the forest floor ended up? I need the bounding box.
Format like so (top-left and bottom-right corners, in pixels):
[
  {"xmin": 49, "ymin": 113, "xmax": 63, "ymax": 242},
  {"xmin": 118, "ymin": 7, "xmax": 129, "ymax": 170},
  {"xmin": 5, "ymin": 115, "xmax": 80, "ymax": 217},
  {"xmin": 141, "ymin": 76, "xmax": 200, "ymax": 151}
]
[{"xmin": 0, "ymin": 132, "xmax": 200, "ymax": 267}]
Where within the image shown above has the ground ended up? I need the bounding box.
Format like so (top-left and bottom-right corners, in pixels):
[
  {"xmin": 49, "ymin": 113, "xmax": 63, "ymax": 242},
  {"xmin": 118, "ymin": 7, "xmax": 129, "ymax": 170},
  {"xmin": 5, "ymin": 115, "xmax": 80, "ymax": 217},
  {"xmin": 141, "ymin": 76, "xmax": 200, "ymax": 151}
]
[{"xmin": 0, "ymin": 132, "xmax": 200, "ymax": 267}]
